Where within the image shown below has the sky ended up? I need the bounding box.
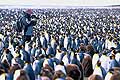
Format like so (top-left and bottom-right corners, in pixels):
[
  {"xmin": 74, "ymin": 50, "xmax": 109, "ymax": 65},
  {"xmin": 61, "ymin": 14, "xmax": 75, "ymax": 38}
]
[{"xmin": 0, "ymin": 0, "xmax": 120, "ymax": 7}]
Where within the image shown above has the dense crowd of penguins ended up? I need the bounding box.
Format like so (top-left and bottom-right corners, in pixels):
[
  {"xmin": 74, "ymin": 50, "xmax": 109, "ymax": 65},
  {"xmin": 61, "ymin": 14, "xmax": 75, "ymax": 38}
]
[{"xmin": 0, "ymin": 8, "xmax": 120, "ymax": 80}]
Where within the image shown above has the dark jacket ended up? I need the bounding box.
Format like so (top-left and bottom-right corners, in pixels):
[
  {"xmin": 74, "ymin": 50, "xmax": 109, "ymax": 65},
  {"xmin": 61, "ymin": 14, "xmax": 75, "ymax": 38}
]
[{"xmin": 23, "ymin": 63, "xmax": 35, "ymax": 80}]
